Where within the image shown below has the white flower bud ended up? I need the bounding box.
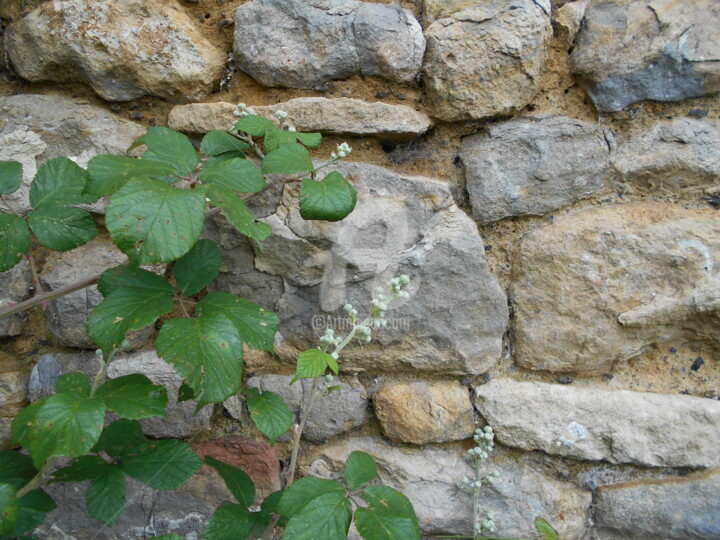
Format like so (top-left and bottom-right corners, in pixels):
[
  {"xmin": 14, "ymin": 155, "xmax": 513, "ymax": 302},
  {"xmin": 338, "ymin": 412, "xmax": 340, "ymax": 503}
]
[
  {"xmin": 325, "ymin": 374, "xmax": 334, "ymax": 382},
  {"xmin": 331, "ymin": 352, "xmax": 339, "ymax": 360},
  {"xmin": 343, "ymin": 304, "xmax": 353, "ymax": 313},
  {"xmin": 399, "ymin": 274, "xmax": 410, "ymax": 285},
  {"xmin": 288, "ymin": 126, "xmax": 297, "ymax": 132},
  {"xmin": 275, "ymin": 110, "xmax": 288, "ymax": 120}
]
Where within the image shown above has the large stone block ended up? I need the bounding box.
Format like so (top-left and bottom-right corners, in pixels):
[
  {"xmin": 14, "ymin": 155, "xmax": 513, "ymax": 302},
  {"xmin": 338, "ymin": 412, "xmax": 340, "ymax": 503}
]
[
  {"xmin": 5, "ymin": 0, "xmax": 225, "ymax": 101},
  {"xmin": 511, "ymin": 203, "xmax": 720, "ymax": 373},
  {"xmin": 0, "ymin": 259, "xmax": 32, "ymax": 337},
  {"xmin": 475, "ymin": 379, "xmax": 720, "ymax": 468},
  {"xmin": 571, "ymin": 0, "xmax": 720, "ymax": 112}
]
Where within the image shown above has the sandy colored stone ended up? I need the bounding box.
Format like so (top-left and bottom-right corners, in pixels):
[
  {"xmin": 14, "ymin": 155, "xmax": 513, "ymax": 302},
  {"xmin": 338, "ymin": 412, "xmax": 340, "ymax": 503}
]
[
  {"xmin": 300, "ymin": 436, "xmax": 590, "ymax": 538},
  {"xmin": 475, "ymin": 379, "xmax": 720, "ymax": 468},
  {"xmin": 614, "ymin": 118, "xmax": 720, "ymax": 190},
  {"xmin": 0, "ymin": 353, "xmax": 26, "ymax": 407},
  {"xmin": 192, "ymin": 436, "xmax": 281, "ymax": 494},
  {"xmin": 0, "ymin": 259, "xmax": 32, "ymax": 337},
  {"xmin": 511, "ymin": 202, "xmax": 720, "ymax": 374},
  {"xmin": 595, "ymin": 469, "xmax": 720, "ymax": 539},
  {"xmin": 168, "ymin": 98, "xmax": 432, "ymax": 140},
  {"xmin": 423, "ymin": 0, "xmax": 551, "ymax": 121},
  {"xmin": 422, "ymin": 0, "xmax": 477, "ymax": 23},
  {"xmin": 5, "ymin": 0, "xmax": 225, "ymax": 102},
  {"xmin": 373, "ymin": 380, "xmax": 474, "ymax": 444},
  {"xmin": 571, "ymin": 0, "xmax": 720, "ymax": 112}
]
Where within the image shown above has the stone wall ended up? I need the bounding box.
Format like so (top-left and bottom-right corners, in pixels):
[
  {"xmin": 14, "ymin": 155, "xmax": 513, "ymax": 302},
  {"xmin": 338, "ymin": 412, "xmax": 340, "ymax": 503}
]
[{"xmin": 0, "ymin": 0, "xmax": 718, "ymax": 538}]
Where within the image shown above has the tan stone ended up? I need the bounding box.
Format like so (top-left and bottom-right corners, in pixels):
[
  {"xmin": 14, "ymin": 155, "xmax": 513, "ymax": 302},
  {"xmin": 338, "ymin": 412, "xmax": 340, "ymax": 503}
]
[
  {"xmin": 0, "ymin": 353, "xmax": 26, "ymax": 407},
  {"xmin": 422, "ymin": 0, "xmax": 477, "ymax": 23},
  {"xmin": 511, "ymin": 202, "xmax": 720, "ymax": 374},
  {"xmin": 374, "ymin": 381, "xmax": 474, "ymax": 444},
  {"xmin": 168, "ymin": 98, "xmax": 433, "ymax": 141}
]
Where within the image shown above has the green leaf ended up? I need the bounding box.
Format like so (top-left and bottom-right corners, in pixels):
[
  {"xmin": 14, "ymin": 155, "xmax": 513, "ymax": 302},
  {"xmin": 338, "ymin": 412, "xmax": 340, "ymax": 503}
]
[
  {"xmin": 291, "ymin": 349, "xmax": 333, "ymax": 385},
  {"xmin": 173, "ymin": 238, "xmax": 222, "ymax": 296},
  {"xmin": 200, "ymin": 157, "xmax": 266, "ymax": 194},
  {"xmin": 196, "ymin": 292, "xmax": 279, "ymax": 352},
  {"xmin": 204, "ymin": 456, "xmax": 255, "ymax": 508},
  {"xmin": 128, "ymin": 127, "xmax": 199, "ymax": 176},
  {"xmin": 327, "ymin": 354, "xmax": 339, "ymax": 375},
  {"xmin": 106, "ymin": 177, "xmax": 206, "ymax": 264},
  {"xmin": 251, "ymin": 489, "xmax": 287, "ymax": 534},
  {"xmin": 295, "ymin": 132, "xmax": 323, "ymax": 149},
  {"xmin": 300, "ymin": 171, "xmax": 357, "ymax": 222},
  {"xmin": 156, "ymin": 313, "xmax": 243, "ymax": 407},
  {"xmin": 95, "ymin": 374, "xmax": 168, "ymax": 420},
  {"xmin": 51, "ymin": 455, "xmax": 111, "ymax": 483},
  {"xmin": 355, "ymin": 486, "xmax": 420, "ymax": 540},
  {"xmin": 202, "ymin": 502, "xmax": 255, "ymax": 540},
  {"xmin": 244, "ymin": 388, "xmax": 292, "ymax": 444},
  {"xmin": 344, "ymin": 451, "xmax": 377, "ymax": 491},
  {"xmin": 10, "ymin": 489, "xmax": 55, "ymax": 537},
  {"xmin": 177, "ymin": 382, "xmax": 198, "ymax": 403},
  {"xmin": 87, "ymin": 266, "xmax": 174, "ymax": 356},
  {"xmin": 92, "ymin": 419, "xmax": 146, "ymax": 457},
  {"xmin": 0, "ymin": 212, "xmax": 30, "ymax": 271},
  {"xmin": 120, "ymin": 439, "xmax": 203, "ymax": 490},
  {"xmin": 201, "ymin": 131, "xmax": 250, "ymax": 157},
  {"xmin": 535, "ymin": 517, "xmax": 559, "ymax": 540},
  {"xmin": 262, "ymin": 143, "xmax": 314, "ymax": 175},
  {"xmin": 263, "ymin": 128, "xmax": 323, "ymax": 153},
  {"xmin": 233, "ymin": 115, "xmax": 276, "ymax": 137},
  {"xmin": 86, "ymin": 467, "xmax": 126, "ymax": 526},
  {"xmin": 281, "ymin": 490, "xmax": 351, "ymax": 540},
  {"xmin": 154, "ymin": 535, "xmax": 185, "ymax": 540},
  {"xmin": 86, "ymin": 155, "xmax": 178, "ymax": 198},
  {"xmin": 205, "ymin": 184, "xmax": 271, "ymax": 250},
  {"xmin": 27, "ymin": 393, "xmax": 106, "ymax": 468},
  {"xmin": 0, "ymin": 483, "xmax": 18, "ymax": 535},
  {"xmin": 0, "ymin": 161, "xmax": 22, "ymax": 194},
  {"xmin": 27, "ymin": 206, "xmax": 98, "ymax": 252},
  {"xmin": 11, "ymin": 400, "xmax": 44, "ymax": 448},
  {"xmin": 55, "ymin": 372, "xmax": 90, "ymax": 396},
  {"xmin": 28, "ymin": 157, "xmax": 96, "ymax": 209},
  {"xmin": 0, "ymin": 451, "xmax": 37, "ymax": 491},
  {"xmin": 278, "ymin": 477, "xmax": 345, "ymax": 518}
]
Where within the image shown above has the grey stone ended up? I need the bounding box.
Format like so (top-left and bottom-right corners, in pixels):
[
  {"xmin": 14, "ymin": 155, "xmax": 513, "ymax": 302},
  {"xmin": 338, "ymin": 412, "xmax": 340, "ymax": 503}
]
[
  {"xmin": 0, "ymin": 94, "xmax": 144, "ymax": 215},
  {"xmin": 553, "ymin": 0, "xmax": 590, "ymax": 47},
  {"xmin": 233, "ymin": 0, "xmax": 424, "ymax": 88},
  {"xmin": 226, "ymin": 161, "xmax": 508, "ymax": 375},
  {"xmin": 168, "ymin": 98, "xmax": 433, "ymax": 141},
  {"xmin": 595, "ymin": 469, "xmax": 720, "ymax": 539},
  {"xmin": 36, "ymin": 476, "xmax": 215, "ymax": 539},
  {"xmin": 570, "ymin": 0, "xmax": 720, "ymax": 112},
  {"xmin": 511, "ymin": 202, "xmax": 720, "ymax": 374},
  {"xmin": 460, "ymin": 115, "xmax": 614, "ymax": 224},
  {"xmin": 40, "ymin": 238, "xmax": 153, "ymax": 350},
  {"xmin": 474, "ymin": 379, "xmax": 720, "ymax": 468},
  {"xmin": 5, "ymin": 0, "xmax": 225, "ymax": 102},
  {"xmin": 614, "ymin": 118, "xmax": 720, "ymax": 190},
  {"xmin": 246, "ymin": 374, "xmax": 367, "ymax": 443},
  {"xmin": 423, "ymin": 0, "xmax": 552, "ymax": 121},
  {"xmin": 300, "ymin": 437, "xmax": 590, "ymax": 538},
  {"xmin": 0, "ymin": 258, "xmax": 32, "ymax": 337},
  {"xmin": 107, "ymin": 351, "xmax": 212, "ymax": 439},
  {"xmin": 28, "ymin": 352, "xmax": 100, "ymax": 402}
]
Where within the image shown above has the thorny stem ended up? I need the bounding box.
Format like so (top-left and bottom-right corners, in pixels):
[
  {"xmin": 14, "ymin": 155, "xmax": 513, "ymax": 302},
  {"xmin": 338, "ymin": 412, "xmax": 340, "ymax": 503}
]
[{"xmin": 0, "ymin": 275, "xmax": 101, "ymax": 319}]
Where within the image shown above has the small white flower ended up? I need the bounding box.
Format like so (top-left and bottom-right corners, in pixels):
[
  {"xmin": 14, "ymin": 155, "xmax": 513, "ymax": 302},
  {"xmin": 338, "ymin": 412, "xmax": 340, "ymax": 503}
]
[
  {"xmin": 343, "ymin": 304, "xmax": 353, "ymax": 313},
  {"xmin": 331, "ymin": 352, "xmax": 339, "ymax": 360},
  {"xmin": 288, "ymin": 126, "xmax": 297, "ymax": 132},
  {"xmin": 275, "ymin": 110, "xmax": 288, "ymax": 120}
]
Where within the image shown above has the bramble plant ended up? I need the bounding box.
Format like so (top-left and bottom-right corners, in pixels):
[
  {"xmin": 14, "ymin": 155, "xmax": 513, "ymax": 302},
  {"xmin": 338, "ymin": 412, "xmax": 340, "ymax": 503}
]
[{"xmin": 0, "ymin": 105, "xmax": 420, "ymax": 539}]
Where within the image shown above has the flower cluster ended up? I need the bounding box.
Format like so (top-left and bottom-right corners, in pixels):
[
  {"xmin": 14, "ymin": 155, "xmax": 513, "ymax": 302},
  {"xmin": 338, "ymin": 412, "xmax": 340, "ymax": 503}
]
[
  {"xmin": 233, "ymin": 102, "xmax": 257, "ymax": 118},
  {"xmin": 274, "ymin": 110, "xmax": 289, "ymax": 122},
  {"xmin": 330, "ymin": 142, "xmax": 352, "ymax": 162},
  {"xmin": 456, "ymin": 426, "xmax": 500, "ymax": 533}
]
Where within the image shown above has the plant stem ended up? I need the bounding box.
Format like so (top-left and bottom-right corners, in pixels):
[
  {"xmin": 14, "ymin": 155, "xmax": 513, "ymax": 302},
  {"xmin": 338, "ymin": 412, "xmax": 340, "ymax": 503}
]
[
  {"xmin": 286, "ymin": 376, "xmax": 320, "ymax": 487},
  {"xmin": 0, "ymin": 274, "xmax": 101, "ymax": 320},
  {"xmin": 15, "ymin": 457, "xmax": 58, "ymax": 499}
]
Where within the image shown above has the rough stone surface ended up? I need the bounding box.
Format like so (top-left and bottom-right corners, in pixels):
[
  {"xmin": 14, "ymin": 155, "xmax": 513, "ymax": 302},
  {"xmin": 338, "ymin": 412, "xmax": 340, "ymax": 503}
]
[
  {"xmin": 0, "ymin": 94, "xmax": 144, "ymax": 215},
  {"xmin": 460, "ymin": 115, "xmax": 614, "ymax": 223},
  {"xmin": 595, "ymin": 469, "xmax": 720, "ymax": 539},
  {"xmin": 553, "ymin": 0, "xmax": 590, "ymax": 47},
  {"xmin": 511, "ymin": 203, "xmax": 720, "ymax": 373},
  {"xmin": 213, "ymin": 161, "xmax": 508, "ymax": 375},
  {"xmin": 28, "ymin": 352, "xmax": 99, "ymax": 402},
  {"xmin": 40, "ymin": 237, "xmax": 154, "ymax": 349},
  {"xmin": 233, "ymin": 0, "xmax": 425, "ymax": 88},
  {"xmin": 36, "ymin": 476, "xmax": 215, "ymax": 539},
  {"xmin": 373, "ymin": 380, "xmax": 474, "ymax": 444},
  {"xmin": 300, "ymin": 437, "xmax": 590, "ymax": 538},
  {"xmin": 0, "ymin": 259, "xmax": 32, "ymax": 337},
  {"xmin": 423, "ymin": 0, "xmax": 551, "ymax": 121},
  {"xmin": 246, "ymin": 374, "xmax": 367, "ymax": 443},
  {"xmin": 571, "ymin": 0, "xmax": 720, "ymax": 112},
  {"xmin": 192, "ymin": 436, "xmax": 281, "ymax": 494},
  {"xmin": 0, "ymin": 353, "xmax": 27, "ymax": 449},
  {"xmin": 6, "ymin": 0, "xmax": 225, "ymax": 102},
  {"xmin": 168, "ymin": 98, "xmax": 433, "ymax": 140},
  {"xmin": 422, "ymin": 0, "xmax": 476, "ymax": 23},
  {"xmin": 107, "ymin": 351, "xmax": 213, "ymax": 439},
  {"xmin": 475, "ymin": 379, "xmax": 720, "ymax": 468},
  {"xmin": 614, "ymin": 118, "xmax": 720, "ymax": 190}
]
